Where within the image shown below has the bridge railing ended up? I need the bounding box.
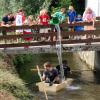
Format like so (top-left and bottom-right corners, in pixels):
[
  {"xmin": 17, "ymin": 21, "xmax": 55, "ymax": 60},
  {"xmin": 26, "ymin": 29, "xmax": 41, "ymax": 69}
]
[{"xmin": 0, "ymin": 17, "xmax": 100, "ymax": 48}]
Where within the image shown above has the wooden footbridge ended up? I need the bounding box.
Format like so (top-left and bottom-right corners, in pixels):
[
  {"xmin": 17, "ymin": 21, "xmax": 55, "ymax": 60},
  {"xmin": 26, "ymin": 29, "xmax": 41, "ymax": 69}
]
[{"xmin": 0, "ymin": 17, "xmax": 100, "ymax": 54}]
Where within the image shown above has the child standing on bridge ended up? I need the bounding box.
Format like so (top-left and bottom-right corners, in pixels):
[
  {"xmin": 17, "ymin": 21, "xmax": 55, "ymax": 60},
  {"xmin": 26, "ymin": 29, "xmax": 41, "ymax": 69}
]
[
  {"xmin": 83, "ymin": 7, "xmax": 96, "ymax": 39},
  {"xmin": 67, "ymin": 6, "xmax": 76, "ymax": 32},
  {"xmin": 23, "ymin": 15, "xmax": 35, "ymax": 42},
  {"xmin": 37, "ymin": 9, "xmax": 51, "ymax": 41},
  {"xmin": 67, "ymin": 6, "xmax": 76, "ymax": 39},
  {"xmin": 15, "ymin": 9, "xmax": 25, "ymax": 42}
]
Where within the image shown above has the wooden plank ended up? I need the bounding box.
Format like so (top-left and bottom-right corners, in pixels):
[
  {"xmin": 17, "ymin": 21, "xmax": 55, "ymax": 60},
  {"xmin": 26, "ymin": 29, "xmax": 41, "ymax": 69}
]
[
  {"xmin": 0, "ymin": 21, "xmax": 100, "ymax": 31},
  {"xmin": 31, "ymin": 68, "xmax": 95, "ymax": 72},
  {"xmin": 0, "ymin": 38, "xmax": 100, "ymax": 48},
  {"xmin": 0, "ymin": 24, "xmax": 55, "ymax": 31},
  {"xmin": 0, "ymin": 30, "xmax": 100, "ymax": 40}
]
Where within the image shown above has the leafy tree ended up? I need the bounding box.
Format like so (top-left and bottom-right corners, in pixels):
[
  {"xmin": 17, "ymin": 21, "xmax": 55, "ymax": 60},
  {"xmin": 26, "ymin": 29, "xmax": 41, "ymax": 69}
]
[{"xmin": 71, "ymin": 0, "xmax": 85, "ymax": 15}]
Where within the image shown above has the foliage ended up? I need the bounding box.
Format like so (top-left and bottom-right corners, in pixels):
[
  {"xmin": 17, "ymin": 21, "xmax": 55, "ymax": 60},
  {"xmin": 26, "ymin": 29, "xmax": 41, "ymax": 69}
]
[
  {"xmin": 0, "ymin": 53, "xmax": 35, "ymax": 99},
  {"xmin": 50, "ymin": 0, "xmax": 71, "ymax": 14},
  {"xmin": 0, "ymin": 69, "xmax": 34, "ymax": 99},
  {"xmin": 0, "ymin": 0, "xmax": 71, "ymax": 20},
  {"xmin": 71, "ymin": 0, "xmax": 85, "ymax": 15}
]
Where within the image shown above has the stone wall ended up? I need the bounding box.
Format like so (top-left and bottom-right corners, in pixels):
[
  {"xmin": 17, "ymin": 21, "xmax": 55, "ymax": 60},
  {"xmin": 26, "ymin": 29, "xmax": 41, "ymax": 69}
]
[{"xmin": 78, "ymin": 51, "xmax": 95, "ymax": 70}]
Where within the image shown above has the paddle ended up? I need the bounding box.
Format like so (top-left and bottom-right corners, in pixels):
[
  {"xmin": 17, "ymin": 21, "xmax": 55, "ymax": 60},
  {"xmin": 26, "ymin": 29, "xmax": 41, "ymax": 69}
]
[{"xmin": 36, "ymin": 65, "xmax": 48, "ymax": 100}]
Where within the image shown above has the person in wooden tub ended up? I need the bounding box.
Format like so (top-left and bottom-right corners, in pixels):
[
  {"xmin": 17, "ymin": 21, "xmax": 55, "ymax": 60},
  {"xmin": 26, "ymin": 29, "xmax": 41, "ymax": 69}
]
[
  {"xmin": 56, "ymin": 60, "xmax": 71, "ymax": 79},
  {"xmin": 42, "ymin": 62, "xmax": 60, "ymax": 86}
]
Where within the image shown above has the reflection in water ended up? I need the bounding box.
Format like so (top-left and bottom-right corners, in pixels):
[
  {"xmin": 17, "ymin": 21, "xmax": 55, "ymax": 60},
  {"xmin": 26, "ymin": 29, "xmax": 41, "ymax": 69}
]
[{"xmin": 35, "ymin": 53, "xmax": 100, "ymax": 100}]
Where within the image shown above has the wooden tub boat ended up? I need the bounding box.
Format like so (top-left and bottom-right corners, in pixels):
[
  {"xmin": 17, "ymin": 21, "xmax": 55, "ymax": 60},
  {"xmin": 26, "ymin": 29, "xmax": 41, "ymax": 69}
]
[{"xmin": 36, "ymin": 78, "xmax": 73, "ymax": 93}]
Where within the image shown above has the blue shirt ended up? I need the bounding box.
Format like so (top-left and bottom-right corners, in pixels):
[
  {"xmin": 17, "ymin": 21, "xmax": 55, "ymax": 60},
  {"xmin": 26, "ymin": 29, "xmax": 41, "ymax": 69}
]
[
  {"xmin": 75, "ymin": 17, "xmax": 84, "ymax": 31},
  {"xmin": 2, "ymin": 16, "xmax": 9, "ymax": 24},
  {"xmin": 67, "ymin": 10, "xmax": 76, "ymax": 23}
]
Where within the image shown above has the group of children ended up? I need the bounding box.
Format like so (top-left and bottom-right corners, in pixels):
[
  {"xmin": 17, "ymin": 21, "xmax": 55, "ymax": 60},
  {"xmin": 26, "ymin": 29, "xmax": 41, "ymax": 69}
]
[
  {"xmin": 1, "ymin": 5, "xmax": 96, "ymax": 43},
  {"xmin": 42, "ymin": 60, "xmax": 70, "ymax": 86}
]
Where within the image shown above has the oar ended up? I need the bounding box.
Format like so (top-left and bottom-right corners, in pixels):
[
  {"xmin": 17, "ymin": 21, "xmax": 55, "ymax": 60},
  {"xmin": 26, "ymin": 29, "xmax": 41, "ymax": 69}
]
[
  {"xmin": 31, "ymin": 68, "xmax": 95, "ymax": 72},
  {"xmin": 36, "ymin": 65, "xmax": 48, "ymax": 100}
]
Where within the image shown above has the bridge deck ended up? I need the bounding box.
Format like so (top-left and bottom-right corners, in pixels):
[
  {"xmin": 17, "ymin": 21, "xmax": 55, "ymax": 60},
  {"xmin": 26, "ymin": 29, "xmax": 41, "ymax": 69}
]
[
  {"xmin": 0, "ymin": 19, "xmax": 100, "ymax": 53},
  {"xmin": 1, "ymin": 42, "xmax": 100, "ymax": 54}
]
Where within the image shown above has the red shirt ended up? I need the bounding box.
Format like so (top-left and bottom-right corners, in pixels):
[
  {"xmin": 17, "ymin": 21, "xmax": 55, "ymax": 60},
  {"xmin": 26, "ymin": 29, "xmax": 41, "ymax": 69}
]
[{"xmin": 38, "ymin": 14, "xmax": 50, "ymax": 25}]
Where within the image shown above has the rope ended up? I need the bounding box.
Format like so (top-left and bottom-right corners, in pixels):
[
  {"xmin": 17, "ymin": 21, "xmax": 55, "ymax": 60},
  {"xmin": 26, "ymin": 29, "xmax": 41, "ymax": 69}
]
[{"xmin": 55, "ymin": 24, "xmax": 64, "ymax": 81}]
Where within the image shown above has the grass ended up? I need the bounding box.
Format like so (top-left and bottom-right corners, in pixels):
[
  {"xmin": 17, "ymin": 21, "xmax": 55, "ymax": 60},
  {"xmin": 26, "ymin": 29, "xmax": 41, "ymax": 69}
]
[{"xmin": 0, "ymin": 53, "xmax": 35, "ymax": 100}]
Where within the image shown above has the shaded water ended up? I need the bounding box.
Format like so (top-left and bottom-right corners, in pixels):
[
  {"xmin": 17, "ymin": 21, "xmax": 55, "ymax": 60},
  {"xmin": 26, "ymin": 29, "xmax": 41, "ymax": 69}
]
[{"xmin": 34, "ymin": 53, "xmax": 100, "ymax": 100}]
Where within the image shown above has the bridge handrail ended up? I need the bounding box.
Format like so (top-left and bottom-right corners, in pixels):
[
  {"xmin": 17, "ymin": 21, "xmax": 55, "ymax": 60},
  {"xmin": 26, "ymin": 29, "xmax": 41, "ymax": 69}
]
[
  {"xmin": 0, "ymin": 21, "xmax": 100, "ymax": 31},
  {"xmin": 0, "ymin": 30, "xmax": 100, "ymax": 40}
]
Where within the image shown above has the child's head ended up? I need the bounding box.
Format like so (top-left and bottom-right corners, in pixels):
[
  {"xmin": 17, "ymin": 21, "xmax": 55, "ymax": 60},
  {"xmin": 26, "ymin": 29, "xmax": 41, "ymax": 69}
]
[
  {"xmin": 77, "ymin": 14, "xmax": 82, "ymax": 18},
  {"xmin": 44, "ymin": 62, "xmax": 52, "ymax": 71},
  {"xmin": 60, "ymin": 7, "xmax": 66, "ymax": 14},
  {"xmin": 62, "ymin": 60, "xmax": 68, "ymax": 65},
  {"xmin": 18, "ymin": 8, "xmax": 24, "ymax": 15},
  {"xmin": 28, "ymin": 15, "xmax": 33, "ymax": 21},
  {"xmin": 85, "ymin": 7, "xmax": 93, "ymax": 14},
  {"xmin": 69, "ymin": 6, "xmax": 74, "ymax": 11},
  {"xmin": 40, "ymin": 9, "xmax": 48, "ymax": 15}
]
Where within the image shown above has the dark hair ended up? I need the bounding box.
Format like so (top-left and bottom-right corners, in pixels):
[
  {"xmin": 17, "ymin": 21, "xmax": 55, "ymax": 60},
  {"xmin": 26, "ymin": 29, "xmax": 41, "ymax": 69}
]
[
  {"xmin": 7, "ymin": 12, "xmax": 12, "ymax": 16},
  {"xmin": 18, "ymin": 8, "xmax": 23, "ymax": 13},
  {"xmin": 44, "ymin": 62, "xmax": 51, "ymax": 68},
  {"xmin": 62, "ymin": 60, "xmax": 68, "ymax": 64}
]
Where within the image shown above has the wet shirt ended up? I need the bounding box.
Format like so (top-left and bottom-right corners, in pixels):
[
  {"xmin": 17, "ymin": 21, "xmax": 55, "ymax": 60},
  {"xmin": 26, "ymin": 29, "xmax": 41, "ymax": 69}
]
[
  {"xmin": 56, "ymin": 64, "xmax": 70, "ymax": 77},
  {"xmin": 67, "ymin": 10, "xmax": 76, "ymax": 23},
  {"xmin": 43, "ymin": 68, "xmax": 58, "ymax": 82}
]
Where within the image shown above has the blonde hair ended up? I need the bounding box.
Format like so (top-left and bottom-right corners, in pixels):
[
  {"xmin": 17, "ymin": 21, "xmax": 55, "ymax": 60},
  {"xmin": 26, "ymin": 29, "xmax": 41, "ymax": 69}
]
[
  {"xmin": 28, "ymin": 15, "xmax": 33, "ymax": 21},
  {"xmin": 85, "ymin": 7, "xmax": 93, "ymax": 14},
  {"xmin": 40, "ymin": 9, "xmax": 47, "ymax": 15},
  {"xmin": 69, "ymin": 6, "xmax": 74, "ymax": 11}
]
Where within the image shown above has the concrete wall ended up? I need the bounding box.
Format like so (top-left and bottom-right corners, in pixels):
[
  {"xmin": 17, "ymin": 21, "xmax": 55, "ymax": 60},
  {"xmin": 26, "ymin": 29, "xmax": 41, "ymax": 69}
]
[
  {"xmin": 94, "ymin": 51, "xmax": 100, "ymax": 71},
  {"xmin": 78, "ymin": 51, "xmax": 95, "ymax": 69}
]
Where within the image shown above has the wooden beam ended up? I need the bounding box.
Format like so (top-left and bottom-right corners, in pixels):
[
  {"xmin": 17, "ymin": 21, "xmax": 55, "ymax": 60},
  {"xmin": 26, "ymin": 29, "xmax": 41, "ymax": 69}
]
[
  {"xmin": 0, "ymin": 20, "xmax": 100, "ymax": 31},
  {"xmin": 31, "ymin": 68, "xmax": 95, "ymax": 72},
  {"xmin": 0, "ymin": 38, "xmax": 100, "ymax": 48},
  {"xmin": 0, "ymin": 30, "xmax": 100, "ymax": 40}
]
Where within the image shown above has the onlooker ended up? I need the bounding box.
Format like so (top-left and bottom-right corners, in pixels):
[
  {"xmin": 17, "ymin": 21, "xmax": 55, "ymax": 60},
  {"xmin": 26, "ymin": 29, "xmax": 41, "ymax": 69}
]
[
  {"xmin": 38, "ymin": 9, "xmax": 50, "ymax": 26},
  {"xmin": 52, "ymin": 7, "xmax": 66, "ymax": 23},
  {"xmin": 75, "ymin": 14, "xmax": 83, "ymax": 31},
  {"xmin": 23, "ymin": 15, "xmax": 34, "ymax": 42},
  {"xmin": 15, "ymin": 9, "xmax": 25, "ymax": 34},
  {"xmin": 1, "ymin": 12, "xmax": 15, "ymax": 35},
  {"xmin": 67, "ymin": 6, "xmax": 76, "ymax": 39},
  {"xmin": 42, "ymin": 62, "xmax": 60, "ymax": 86},
  {"xmin": 2, "ymin": 12, "xmax": 15, "ymax": 26},
  {"xmin": 75, "ymin": 14, "xmax": 84, "ymax": 39},
  {"xmin": 56, "ymin": 60, "xmax": 70, "ymax": 79},
  {"xmin": 83, "ymin": 7, "xmax": 96, "ymax": 38},
  {"xmin": 52, "ymin": 7, "xmax": 66, "ymax": 40},
  {"xmin": 67, "ymin": 6, "xmax": 76, "ymax": 32},
  {"xmin": 37, "ymin": 9, "xmax": 51, "ymax": 41},
  {"xmin": 15, "ymin": 9, "xmax": 25, "ymax": 42}
]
